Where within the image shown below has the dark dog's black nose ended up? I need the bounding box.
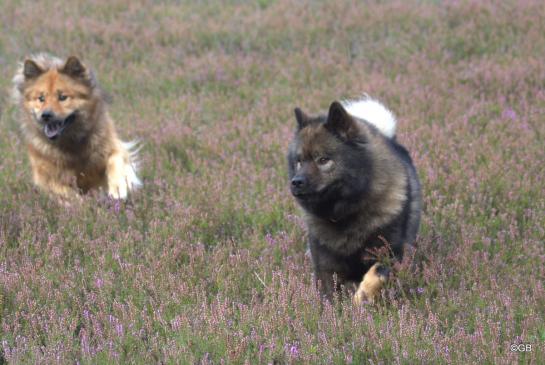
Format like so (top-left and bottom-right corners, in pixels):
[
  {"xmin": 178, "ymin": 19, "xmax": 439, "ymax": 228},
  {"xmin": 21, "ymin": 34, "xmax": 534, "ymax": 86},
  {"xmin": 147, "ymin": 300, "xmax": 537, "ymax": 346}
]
[
  {"xmin": 41, "ymin": 111, "xmax": 54, "ymax": 122},
  {"xmin": 291, "ymin": 176, "xmax": 306, "ymax": 188}
]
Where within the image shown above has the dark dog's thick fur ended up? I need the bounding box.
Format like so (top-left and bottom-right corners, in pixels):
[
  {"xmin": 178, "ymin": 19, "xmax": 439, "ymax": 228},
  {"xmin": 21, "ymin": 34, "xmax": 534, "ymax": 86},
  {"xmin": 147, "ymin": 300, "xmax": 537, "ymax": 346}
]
[{"xmin": 288, "ymin": 98, "xmax": 421, "ymax": 303}]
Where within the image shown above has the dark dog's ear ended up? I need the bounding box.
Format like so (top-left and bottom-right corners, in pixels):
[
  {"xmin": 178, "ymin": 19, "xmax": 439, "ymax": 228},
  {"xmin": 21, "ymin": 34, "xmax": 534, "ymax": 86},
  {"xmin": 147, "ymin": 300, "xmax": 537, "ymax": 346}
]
[
  {"xmin": 325, "ymin": 101, "xmax": 358, "ymax": 139},
  {"xmin": 294, "ymin": 107, "xmax": 310, "ymax": 130},
  {"xmin": 23, "ymin": 60, "xmax": 44, "ymax": 80},
  {"xmin": 60, "ymin": 56, "xmax": 87, "ymax": 79}
]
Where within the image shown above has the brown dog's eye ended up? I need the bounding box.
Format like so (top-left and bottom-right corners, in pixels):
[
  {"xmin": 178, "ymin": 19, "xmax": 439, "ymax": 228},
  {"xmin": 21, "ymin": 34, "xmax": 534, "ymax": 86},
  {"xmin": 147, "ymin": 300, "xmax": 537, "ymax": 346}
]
[
  {"xmin": 317, "ymin": 157, "xmax": 330, "ymax": 165},
  {"xmin": 38, "ymin": 95, "xmax": 45, "ymax": 102},
  {"xmin": 58, "ymin": 94, "xmax": 67, "ymax": 101}
]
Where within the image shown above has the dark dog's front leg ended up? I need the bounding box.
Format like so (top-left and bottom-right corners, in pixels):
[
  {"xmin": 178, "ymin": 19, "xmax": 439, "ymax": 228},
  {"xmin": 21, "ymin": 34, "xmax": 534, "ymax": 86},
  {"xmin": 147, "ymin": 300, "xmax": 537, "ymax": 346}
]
[
  {"xmin": 314, "ymin": 268, "xmax": 339, "ymax": 300},
  {"xmin": 309, "ymin": 236, "xmax": 349, "ymax": 300}
]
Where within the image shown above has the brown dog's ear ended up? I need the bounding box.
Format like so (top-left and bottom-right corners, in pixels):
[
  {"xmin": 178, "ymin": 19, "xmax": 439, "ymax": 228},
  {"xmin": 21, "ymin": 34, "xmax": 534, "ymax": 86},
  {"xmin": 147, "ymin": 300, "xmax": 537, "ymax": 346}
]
[
  {"xmin": 23, "ymin": 60, "xmax": 44, "ymax": 80},
  {"xmin": 60, "ymin": 56, "xmax": 87, "ymax": 79},
  {"xmin": 325, "ymin": 101, "xmax": 358, "ymax": 139},
  {"xmin": 294, "ymin": 107, "xmax": 310, "ymax": 130}
]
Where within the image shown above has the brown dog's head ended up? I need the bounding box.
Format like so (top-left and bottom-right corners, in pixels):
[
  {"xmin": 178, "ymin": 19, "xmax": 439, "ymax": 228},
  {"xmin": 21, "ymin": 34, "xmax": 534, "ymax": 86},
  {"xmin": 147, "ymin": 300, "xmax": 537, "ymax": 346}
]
[
  {"xmin": 13, "ymin": 54, "xmax": 99, "ymax": 142},
  {"xmin": 287, "ymin": 102, "xmax": 377, "ymax": 219}
]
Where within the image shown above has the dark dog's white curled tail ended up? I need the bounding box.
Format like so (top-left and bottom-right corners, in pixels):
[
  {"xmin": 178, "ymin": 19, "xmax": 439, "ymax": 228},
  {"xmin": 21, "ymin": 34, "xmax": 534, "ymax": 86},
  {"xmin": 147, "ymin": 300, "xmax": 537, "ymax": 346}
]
[{"xmin": 342, "ymin": 96, "xmax": 398, "ymax": 139}]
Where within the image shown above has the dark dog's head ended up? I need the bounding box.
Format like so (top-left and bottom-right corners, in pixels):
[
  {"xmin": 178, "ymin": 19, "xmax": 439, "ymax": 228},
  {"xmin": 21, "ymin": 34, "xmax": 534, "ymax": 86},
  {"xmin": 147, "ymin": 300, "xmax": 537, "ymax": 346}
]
[
  {"xmin": 15, "ymin": 55, "xmax": 99, "ymax": 142},
  {"xmin": 287, "ymin": 101, "xmax": 376, "ymax": 217}
]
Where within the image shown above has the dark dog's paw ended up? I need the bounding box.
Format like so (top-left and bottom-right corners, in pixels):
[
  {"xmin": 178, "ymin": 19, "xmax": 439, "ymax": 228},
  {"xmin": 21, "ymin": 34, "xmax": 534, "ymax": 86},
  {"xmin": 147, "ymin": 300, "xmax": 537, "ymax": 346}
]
[{"xmin": 353, "ymin": 263, "xmax": 390, "ymax": 305}]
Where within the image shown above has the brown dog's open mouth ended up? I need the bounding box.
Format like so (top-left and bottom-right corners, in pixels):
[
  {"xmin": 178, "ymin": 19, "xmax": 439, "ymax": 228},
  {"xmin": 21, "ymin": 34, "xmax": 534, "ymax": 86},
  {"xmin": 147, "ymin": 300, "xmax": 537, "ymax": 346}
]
[{"xmin": 43, "ymin": 114, "xmax": 76, "ymax": 140}]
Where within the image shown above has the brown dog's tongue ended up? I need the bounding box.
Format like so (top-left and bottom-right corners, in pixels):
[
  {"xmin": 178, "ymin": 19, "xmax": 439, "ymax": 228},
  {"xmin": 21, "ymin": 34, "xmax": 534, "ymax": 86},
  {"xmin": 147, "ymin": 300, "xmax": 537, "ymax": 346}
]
[{"xmin": 44, "ymin": 121, "xmax": 62, "ymax": 139}]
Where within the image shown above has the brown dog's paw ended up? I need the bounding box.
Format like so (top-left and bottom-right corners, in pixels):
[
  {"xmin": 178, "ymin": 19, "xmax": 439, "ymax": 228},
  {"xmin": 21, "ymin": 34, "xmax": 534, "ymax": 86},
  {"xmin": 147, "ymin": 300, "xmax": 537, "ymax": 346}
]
[{"xmin": 353, "ymin": 263, "xmax": 390, "ymax": 305}]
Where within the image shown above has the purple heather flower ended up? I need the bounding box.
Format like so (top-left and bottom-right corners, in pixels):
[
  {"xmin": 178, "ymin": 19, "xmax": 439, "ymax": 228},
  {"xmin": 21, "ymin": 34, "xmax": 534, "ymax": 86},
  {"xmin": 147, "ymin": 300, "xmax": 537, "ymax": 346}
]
[
  {"xmin": 289, "ymin": 344, "xmax": 299, "ymax": 358},
  {"xmin": 502, "ymin": 108, "xmax": 517, "ymax": 121}
]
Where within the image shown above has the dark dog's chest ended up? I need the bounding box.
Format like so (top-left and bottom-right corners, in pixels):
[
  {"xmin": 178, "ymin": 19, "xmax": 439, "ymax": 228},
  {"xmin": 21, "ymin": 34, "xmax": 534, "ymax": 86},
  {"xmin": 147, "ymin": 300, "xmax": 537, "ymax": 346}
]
[
  {"xmin": 309, "ymin": 218, "xmax": 383, "ymax": 253},
  {"xmin": 308, "ymin": 232, "xmax": 382, "ymax": 284},
  {"xmin": 307, "ymin": 211, "xmax": 407, "ymax": 261}
]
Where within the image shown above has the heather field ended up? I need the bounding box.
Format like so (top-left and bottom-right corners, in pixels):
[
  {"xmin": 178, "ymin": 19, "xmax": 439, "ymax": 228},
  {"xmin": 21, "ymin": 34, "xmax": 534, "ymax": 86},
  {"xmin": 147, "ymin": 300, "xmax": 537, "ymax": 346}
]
[{"xmin": 1, "ymin": 0, "xmax": 544, "ymax": 363}]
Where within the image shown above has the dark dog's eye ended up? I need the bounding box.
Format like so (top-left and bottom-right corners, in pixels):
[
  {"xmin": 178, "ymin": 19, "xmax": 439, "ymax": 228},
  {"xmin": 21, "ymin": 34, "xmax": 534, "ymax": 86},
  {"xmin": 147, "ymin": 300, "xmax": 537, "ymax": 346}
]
[
  {"xmin": 58, "ymin": 94, "xmax": 67, "ymax": 101},
  {"xmin": 317, "ymin": 157, "xmax": 330, "ymax": 165},
  {"xmin": 38, "ymin": 95, "xmax": 45, "ymax": 103}
]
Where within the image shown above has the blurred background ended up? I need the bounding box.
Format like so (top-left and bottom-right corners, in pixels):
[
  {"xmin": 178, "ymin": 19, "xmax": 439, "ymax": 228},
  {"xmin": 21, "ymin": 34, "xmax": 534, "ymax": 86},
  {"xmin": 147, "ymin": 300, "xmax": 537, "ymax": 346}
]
[{"xmin": 0, "ymin": 1, "xmax": 544, "ymax": 363}]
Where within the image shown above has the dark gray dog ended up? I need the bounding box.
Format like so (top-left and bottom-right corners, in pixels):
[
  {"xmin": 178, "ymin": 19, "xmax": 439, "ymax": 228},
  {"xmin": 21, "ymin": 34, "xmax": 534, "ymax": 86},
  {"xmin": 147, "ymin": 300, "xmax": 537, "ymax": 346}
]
[{"xmin": 287, "ymin": 97, "xmax": 421, "ymax": 303}]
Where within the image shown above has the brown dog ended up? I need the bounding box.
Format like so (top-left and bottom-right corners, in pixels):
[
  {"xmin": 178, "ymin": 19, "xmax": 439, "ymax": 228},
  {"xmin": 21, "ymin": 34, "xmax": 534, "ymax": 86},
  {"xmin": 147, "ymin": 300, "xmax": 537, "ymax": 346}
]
[{"xmin": 12, "ymin": 54, "xmax": 141, "ymax": 201}]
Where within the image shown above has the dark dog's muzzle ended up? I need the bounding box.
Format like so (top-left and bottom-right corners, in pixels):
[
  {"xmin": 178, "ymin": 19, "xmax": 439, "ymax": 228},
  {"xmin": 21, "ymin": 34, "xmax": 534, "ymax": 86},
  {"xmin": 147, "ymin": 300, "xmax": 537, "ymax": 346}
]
[{"xmin": 290, "ymin": 175, "xmax": 315, "ymax": 198}]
